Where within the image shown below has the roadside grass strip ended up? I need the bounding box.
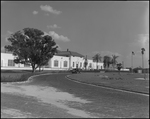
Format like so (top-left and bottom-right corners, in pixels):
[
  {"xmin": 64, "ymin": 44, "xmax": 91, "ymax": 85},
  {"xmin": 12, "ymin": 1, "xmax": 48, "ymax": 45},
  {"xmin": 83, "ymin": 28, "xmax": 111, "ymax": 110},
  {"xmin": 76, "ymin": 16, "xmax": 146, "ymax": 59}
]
[
  {"xmin": 1, "ymin": 72, "xmax": 54, "ymax": 85},
  {"xmin": 1, "ymin": 70, "xmax": 60, "ymax": 84}
]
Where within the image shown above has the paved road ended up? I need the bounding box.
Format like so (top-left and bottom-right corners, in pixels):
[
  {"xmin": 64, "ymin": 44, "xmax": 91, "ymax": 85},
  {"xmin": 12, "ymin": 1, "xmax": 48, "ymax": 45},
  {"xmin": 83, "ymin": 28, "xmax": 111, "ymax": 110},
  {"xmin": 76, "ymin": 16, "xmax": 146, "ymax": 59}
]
[{"xmin": 1, "ymin": 73, "xmax": 149, "ymax": 118}]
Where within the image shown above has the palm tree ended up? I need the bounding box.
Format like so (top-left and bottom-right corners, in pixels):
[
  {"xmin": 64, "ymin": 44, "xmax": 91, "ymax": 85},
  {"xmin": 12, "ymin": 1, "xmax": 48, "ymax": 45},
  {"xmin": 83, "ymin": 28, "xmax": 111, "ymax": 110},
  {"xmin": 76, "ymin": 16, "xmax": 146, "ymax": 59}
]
[
  {"xmin": 92, "ymin": 53, "xmax": 102, "ymax": 70},
  {"xmin": 103, "ymin": 56, "xmax": 112, "ymax": 70},
  {"xmin": 141, "ymin": 48, "xmax": 145, "ymax": 78},
  {"xmin": 111, "ymin": 55, "xmax": 119, "ymax": 70},
  {"xmin": 141, "ymin": 48, "xmax": 145, "ymax": 69}
]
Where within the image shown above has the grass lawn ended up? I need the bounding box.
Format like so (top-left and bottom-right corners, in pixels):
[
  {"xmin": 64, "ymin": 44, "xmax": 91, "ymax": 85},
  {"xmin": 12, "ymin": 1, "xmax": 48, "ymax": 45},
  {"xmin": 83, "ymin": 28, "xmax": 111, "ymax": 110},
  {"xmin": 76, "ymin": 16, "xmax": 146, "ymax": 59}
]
[
  {"xmin": 1, "ymin": 70, "xmax": 66, "ymax": 83},
  {"xmin": 1, "ymin": 69, "xmax": 70, "ymax": 82},
  {"xmin": 69, "ymin": 72, "xmax": 149, "ymax": 94}
]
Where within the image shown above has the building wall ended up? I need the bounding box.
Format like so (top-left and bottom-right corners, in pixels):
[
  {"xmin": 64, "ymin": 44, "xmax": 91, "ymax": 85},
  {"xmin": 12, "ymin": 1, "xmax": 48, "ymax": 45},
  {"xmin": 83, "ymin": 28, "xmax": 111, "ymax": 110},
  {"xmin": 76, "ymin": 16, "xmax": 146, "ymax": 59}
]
[
  {"xmin": 97, "ymin": 62, "xmax": 104, "ymax": 69},
  {"xmin": 1, "ymin": 53, "xmax": 24, "ymax": 67},
  {"xmin": 87, "ymin": 59, "xmax": 104, "ymax": 70},
  {"xmin": 1, "ymin": 53, "xmax": 13, "ymax": 67},
  {"xmin": 50, "ymin": 55, "xmax": 69, "ymax": 69},
  {"xmin": 1, "ymin": 52, "xmax": 104, "ymax": 70},
  {"xmin": 70, "ymin": 56, "xmax": 84, "ymax": 69}
]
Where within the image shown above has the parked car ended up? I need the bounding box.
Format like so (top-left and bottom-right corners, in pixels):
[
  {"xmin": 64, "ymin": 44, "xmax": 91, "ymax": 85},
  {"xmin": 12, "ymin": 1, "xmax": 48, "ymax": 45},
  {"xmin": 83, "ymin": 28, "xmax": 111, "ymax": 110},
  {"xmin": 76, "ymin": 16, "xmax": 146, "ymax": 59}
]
[{"xmin": 70, "ymin": 68, "xmax": 81, "ymax": 74}]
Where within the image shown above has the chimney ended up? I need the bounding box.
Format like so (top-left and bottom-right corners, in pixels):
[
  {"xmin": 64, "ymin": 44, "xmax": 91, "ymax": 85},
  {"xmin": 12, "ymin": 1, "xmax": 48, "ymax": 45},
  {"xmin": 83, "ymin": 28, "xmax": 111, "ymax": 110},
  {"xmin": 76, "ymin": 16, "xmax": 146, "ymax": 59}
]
[{"xmin": 67, "ymin": 49, "xmax": 69, "ymax": 52}]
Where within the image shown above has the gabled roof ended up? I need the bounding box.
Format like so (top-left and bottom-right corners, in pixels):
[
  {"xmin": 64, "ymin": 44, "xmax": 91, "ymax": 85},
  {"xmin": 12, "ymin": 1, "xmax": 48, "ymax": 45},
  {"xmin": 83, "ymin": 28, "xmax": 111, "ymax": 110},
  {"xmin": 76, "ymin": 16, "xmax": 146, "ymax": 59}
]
[{"xmin": 55, "ymin": 50, "xmax": 84, "ymax": 58}]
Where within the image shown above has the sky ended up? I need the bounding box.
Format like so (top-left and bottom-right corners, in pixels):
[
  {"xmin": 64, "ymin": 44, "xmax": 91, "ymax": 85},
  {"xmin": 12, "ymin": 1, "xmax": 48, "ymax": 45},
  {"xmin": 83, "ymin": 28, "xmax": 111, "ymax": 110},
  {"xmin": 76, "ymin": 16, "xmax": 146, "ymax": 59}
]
[{"xmin": 1, "ymin": 1, "xmax": 149, "ymax": 68}]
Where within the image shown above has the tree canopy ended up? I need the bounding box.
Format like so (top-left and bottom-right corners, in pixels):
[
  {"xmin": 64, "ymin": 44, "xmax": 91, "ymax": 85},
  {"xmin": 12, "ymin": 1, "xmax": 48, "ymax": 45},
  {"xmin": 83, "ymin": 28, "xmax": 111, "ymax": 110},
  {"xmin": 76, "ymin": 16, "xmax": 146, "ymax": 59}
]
[
  {"xmin": 103, "ymin": 55, "xmax": 112, "ymax": 69},
  {"xmin": 111, "ymin": 55, "xmax": 119, "ymax": 69},
  {"xmin": 92, "ymin": 53, "xmax": 102, "ymax": 69},
  {"xmin": 93, "ymin": 53, "xmax": 102, "ymax": 63},
  {"xmin": 141, "ymin": 48, "xmax": 145, "ymax": 55},
  {"xmin": 5, "ymin": 28, "xmax": 58, "ymax": 72},
  {"xmin": 117, "ymin": 63, "xmax": 122, "ymax": 73}
]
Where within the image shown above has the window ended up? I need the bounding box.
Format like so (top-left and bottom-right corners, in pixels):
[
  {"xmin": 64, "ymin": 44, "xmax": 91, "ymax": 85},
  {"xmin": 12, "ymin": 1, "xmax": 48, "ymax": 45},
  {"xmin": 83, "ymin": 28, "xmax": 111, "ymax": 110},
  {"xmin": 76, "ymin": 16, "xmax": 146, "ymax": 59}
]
[
  {"xmin": 72, "ymin": 62, "xmax": 74, "ymax": 67},
  {"xmin": 54, "ymin": 60, "xmax": 59, "ymax": 67},
  {"xmin": 80, "ymin": 62, "xmax": 82, "ymax": 68},
  {"xmin": 64, "ymin": 61, "xmax": 68, "ymax": 67},
  {"xmin": 8, "ymin": 60, "xmax": 15, "ymax": 66}
]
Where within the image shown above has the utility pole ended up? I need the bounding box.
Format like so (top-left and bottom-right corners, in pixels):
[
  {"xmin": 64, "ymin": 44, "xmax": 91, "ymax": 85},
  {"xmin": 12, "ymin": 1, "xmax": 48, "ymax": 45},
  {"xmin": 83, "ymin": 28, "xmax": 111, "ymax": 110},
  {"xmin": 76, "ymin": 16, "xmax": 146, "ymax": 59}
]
[{"xmin": 131, "ymin": 51, "xmax": 135, "ymax": 73}]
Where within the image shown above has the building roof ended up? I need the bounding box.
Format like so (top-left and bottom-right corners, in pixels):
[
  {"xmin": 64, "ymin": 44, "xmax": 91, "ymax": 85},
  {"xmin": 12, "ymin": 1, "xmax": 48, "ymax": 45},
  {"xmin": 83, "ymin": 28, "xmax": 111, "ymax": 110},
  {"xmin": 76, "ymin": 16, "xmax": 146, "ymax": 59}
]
[
  {"xmin": 55, "ymin": 50, "xmax": 84, "ymax": 58},
  {"xmin": 1, "ymin": 50, "xmax": 85, "ymax": 58}
]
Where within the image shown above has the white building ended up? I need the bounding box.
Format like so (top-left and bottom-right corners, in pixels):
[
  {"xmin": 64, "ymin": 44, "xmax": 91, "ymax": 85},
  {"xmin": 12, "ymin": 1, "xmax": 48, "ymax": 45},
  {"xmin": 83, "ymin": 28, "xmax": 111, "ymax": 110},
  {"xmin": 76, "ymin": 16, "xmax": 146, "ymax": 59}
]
[{"xmin": 1, "ymin": 50, "xmax": 104, "ymax": 70}]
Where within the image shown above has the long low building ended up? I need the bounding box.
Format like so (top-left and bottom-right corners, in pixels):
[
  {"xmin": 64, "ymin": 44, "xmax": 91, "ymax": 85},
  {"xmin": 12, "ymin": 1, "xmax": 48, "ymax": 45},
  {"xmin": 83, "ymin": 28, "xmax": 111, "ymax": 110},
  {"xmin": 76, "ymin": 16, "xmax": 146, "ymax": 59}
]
[{"xmin": 1, "ymin": 50, "xmax": 104, "ymax": 70}]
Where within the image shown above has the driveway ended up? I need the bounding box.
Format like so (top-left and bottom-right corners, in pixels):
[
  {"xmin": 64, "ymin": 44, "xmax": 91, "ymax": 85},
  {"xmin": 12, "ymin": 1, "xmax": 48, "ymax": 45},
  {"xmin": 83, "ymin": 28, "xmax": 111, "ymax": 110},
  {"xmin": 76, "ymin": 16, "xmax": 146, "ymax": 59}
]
[{"xmin": 1, "ymin": 73, "xmax": 149, "ymax": 118}]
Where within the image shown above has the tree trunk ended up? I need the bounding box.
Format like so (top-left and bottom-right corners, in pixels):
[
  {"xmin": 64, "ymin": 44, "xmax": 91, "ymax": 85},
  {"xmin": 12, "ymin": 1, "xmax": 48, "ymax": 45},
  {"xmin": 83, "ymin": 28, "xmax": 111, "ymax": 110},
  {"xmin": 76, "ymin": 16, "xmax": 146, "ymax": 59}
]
[
  {"xmin": 32, "ymin": 67, "xmax": 35, "ymax": 73},
  {"xmin": 32, "ymin": 64, "xmax": 36, "ymax": 73}
]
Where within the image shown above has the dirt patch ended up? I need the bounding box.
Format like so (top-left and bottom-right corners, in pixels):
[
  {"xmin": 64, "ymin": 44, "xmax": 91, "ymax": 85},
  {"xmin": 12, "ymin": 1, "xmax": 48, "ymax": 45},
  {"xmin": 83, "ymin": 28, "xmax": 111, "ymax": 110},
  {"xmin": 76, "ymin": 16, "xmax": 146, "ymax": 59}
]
[
  {"xmin": 1, "ymin": 83, "xmax": 98, "ymax": 118},
  {"xmin": 1, "ymin": 107, "xmax": 35, "ymax": 118}
]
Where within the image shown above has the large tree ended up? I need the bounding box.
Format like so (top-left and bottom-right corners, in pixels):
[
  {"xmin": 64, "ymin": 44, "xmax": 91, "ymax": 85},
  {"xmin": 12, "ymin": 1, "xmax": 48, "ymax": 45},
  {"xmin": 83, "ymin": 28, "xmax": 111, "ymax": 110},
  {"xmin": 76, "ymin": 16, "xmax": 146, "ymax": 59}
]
[
  {"xmin": 103, "ymin": 55, "xmax": 112, "ymax": 69},
  {"xmin": 5, "ymin": 28, "xmax": 58, "ymax": 73},
  {"xmin": 111, "ymin": 55, "xmax": 119, "ymax": 70},
  {"xmin": 92, "ymin": 53, "xmax": 102, "ymax": 70}
]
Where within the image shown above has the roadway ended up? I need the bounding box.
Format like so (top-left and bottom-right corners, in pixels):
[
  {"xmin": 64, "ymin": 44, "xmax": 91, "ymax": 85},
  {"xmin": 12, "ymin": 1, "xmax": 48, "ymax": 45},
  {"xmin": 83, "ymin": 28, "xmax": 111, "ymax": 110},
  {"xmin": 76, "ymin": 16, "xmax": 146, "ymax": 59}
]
[{"xmin": 1, "ymin": 73, "xmax": 149, "ymax": 118}]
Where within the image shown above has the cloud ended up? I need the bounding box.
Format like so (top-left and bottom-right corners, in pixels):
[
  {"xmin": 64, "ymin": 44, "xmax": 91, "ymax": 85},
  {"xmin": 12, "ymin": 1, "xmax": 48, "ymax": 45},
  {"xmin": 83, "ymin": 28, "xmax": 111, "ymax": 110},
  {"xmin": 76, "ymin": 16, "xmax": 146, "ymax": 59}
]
[
  {"xmin": 40, "ymin": 5, "xmax": 62, "ymax": 15},
  {"xmin": 7, "ymin": 31, "xmax": 13, "ymax": 35},
  {"xmin": 5, "ymin": 37, "xmax": 9, "ymax": 42},
  {"xmin": 47, "ymin": 24, "xmax": 61, "ymax": 29},
  {"xmin": 44, "ymin": 31, "xmax": 70, "ymax": 42},
  {"xmin": 56, "ymin": 44, "xmax": 62, "ymax": 50},
  {"xmin": 33, "ymin": 11, "xmax": 38, "ymax": 15},
  {"xmin": 1, "ymin": 31, "xmax": 13, "ymax": 42},
  {"xmin": 6, "ymin": 31, "xmax": 13, "ymax": 42}
]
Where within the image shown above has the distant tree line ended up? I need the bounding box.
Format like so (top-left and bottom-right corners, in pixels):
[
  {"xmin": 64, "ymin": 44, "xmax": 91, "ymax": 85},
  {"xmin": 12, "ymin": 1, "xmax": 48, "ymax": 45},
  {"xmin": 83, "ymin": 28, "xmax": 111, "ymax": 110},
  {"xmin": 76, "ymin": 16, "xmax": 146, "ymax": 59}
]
[{"xmin": 92, "ymin": 53, "xmax": 122, "ymax": 71}]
